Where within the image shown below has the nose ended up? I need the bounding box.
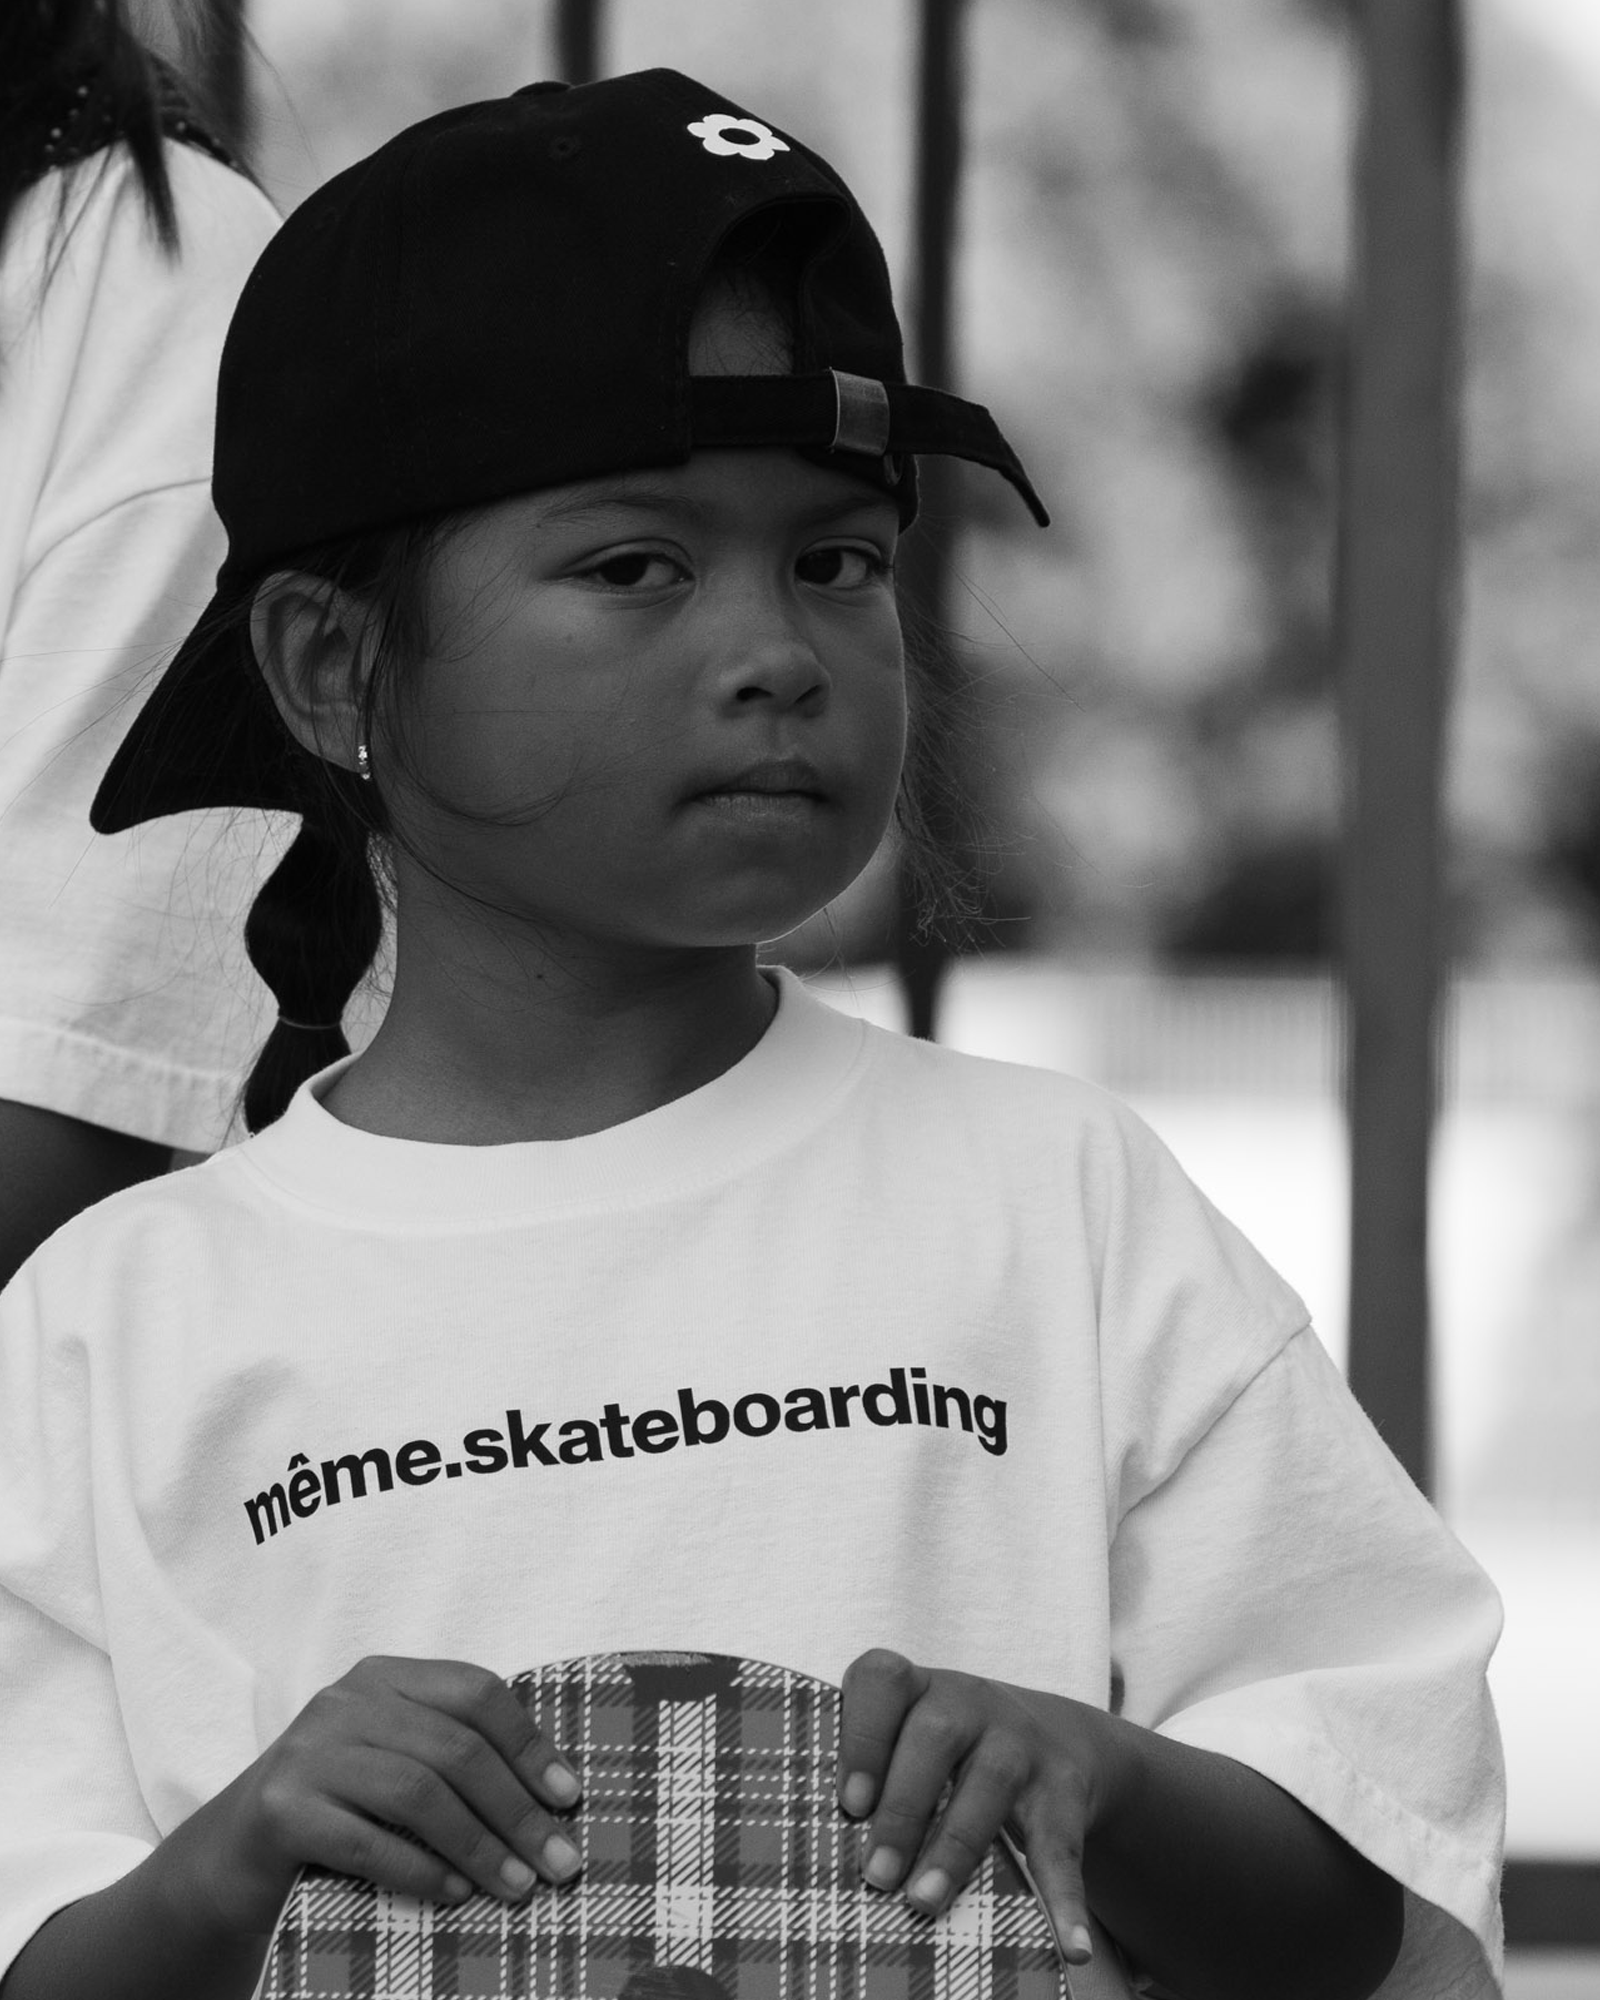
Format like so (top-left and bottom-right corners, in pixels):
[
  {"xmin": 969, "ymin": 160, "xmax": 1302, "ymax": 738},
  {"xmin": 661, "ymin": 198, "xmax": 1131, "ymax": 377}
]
[{"xmin": 713, "ymin": 587, "xmax": 830, "ymax": 713}]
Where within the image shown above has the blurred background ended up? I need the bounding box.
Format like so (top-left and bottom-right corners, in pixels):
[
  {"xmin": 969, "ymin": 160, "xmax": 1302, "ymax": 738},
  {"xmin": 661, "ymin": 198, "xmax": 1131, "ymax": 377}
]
[{"xmin": 141, "ymin": 0, "xmax": 1598, "ymax": 1988}]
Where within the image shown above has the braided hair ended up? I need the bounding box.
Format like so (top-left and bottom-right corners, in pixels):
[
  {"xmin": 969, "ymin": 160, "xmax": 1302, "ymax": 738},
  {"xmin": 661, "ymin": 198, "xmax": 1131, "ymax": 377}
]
[{"xmin": 241, "ymin": 818, "xmax": 385, "ymax": 1136}]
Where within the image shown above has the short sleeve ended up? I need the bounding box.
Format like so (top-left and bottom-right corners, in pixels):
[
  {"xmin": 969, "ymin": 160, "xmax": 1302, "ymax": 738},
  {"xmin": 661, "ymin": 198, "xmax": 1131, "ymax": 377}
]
[
  {"xmin": 0, "ymin": 145, "xmax": 287, "ymax": 1151},
  {"xmin": 1083, "ymin": 1089, "xmax": 1313, "ymax": 1525},
  {"xmin": 0, "ymin": 484, "xmax": 292, "ymax": 1148},
  {"xmin": 1109, "ymin": 1327, "xmax": 1504, "ymax": 2000},
  {"xmin": 0, "ymin": 1268, "xmax": 159, "ymax": 1984}
]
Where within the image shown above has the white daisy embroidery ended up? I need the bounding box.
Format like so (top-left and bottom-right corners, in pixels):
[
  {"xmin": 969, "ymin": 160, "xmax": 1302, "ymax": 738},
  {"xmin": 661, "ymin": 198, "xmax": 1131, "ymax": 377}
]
[{"xmin": 686, "ymin": 113, "xmax": 790, "ymax": 163}]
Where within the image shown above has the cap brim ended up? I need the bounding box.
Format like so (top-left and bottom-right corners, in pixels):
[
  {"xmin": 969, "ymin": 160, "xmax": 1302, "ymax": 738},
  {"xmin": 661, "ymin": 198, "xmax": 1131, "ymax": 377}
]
[{"xmin": 89, "ymin": 577, "xmax": 302, "ymax": 833}]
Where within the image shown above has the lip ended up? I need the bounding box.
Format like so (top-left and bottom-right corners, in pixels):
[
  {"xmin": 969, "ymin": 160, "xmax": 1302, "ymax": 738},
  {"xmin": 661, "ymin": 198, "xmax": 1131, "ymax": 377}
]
[{"xmin": 688, "ymin": 757, "xmax": 828, "ymax": 803}]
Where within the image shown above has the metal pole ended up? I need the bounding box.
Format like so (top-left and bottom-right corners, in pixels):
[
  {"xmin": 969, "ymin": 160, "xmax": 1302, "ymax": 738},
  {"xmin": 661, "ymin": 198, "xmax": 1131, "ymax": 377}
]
[
  {"xmin": 198, "ymin": 0, "xmax": 250, "ymax": 160},
  {"xmin": 1335, "ymin": 0, "xmax": 1464, "ymax": 1494},
  {"xmin": 553, "ymin": 0, "xmax": 604, "ymax": 85},
  {"xmin": 894, "ymin": 0, "xmax": 968, "ymax": 1041}
]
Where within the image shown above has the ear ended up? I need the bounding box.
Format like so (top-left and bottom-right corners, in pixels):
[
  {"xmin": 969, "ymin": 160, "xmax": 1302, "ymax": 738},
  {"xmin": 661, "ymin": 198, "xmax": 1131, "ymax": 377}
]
[{"xmin": 250, "ymin": 572, "xmax": 370, "ymax": 775}]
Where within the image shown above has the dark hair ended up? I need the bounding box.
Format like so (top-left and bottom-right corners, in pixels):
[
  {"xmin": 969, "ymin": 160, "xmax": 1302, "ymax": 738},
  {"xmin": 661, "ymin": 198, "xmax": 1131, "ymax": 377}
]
[{"xmin": 0, "ymin": 0, "xmax": 246, "ymax": 287}]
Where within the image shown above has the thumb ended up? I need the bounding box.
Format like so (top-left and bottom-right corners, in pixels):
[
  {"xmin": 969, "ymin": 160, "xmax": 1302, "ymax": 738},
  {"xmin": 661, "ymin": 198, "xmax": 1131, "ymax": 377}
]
[{"xmin": 1001, "ymin": 1823, "xmax": 1094, "ymax": 1971}]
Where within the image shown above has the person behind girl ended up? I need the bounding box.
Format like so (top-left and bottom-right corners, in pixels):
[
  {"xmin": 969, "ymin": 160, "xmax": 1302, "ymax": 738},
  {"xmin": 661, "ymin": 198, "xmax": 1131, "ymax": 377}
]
[
  {"xmin": 0, "ymin": 69, "xmax": 1502, "ymax": 2000},
  {"xmin": 0, "ymin": 0, "xmax": 283, "ymax": 1284}
]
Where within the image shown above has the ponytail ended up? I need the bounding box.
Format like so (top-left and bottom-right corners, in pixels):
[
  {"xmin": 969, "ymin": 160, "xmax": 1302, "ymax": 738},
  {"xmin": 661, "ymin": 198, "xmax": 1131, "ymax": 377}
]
[{"xmin": 241, "ymin": 807, "xmax": 384, "ymax": 1134}]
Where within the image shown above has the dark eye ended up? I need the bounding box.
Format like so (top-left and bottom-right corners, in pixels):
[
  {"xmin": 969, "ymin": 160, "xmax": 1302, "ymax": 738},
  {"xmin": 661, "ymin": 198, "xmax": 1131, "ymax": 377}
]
[
  {"xmin": 797, "ymin": 546, "xmax": 889, "ymax": 589},
  {"xmin": 585, "ymin": 552, "xmax": 682, "ymax": 589}
]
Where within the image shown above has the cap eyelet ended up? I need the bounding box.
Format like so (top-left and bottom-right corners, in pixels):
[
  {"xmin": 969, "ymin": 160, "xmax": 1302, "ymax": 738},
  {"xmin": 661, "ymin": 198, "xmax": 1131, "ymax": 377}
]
[{"xmin": 550, "ymin": 134, "xmax": 582, "ymax": 160}]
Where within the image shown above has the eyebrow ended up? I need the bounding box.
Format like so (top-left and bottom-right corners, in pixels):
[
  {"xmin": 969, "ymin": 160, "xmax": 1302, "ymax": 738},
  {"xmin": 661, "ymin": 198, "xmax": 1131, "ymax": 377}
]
[{"xmin": 535, "ymin": 484, "xmax": 699, "ymax": 528}]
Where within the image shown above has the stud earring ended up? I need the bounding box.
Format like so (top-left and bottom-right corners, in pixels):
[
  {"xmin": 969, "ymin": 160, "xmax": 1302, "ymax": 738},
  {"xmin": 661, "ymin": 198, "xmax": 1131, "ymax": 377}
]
[{"xmin": 356, "ymin": 742, "xmax": 372, "ymax": 782}]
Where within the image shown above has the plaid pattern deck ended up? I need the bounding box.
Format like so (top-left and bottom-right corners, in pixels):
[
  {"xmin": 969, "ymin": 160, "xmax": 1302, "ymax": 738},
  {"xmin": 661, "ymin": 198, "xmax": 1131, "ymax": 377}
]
[{"xmin": 260, "ymin": 1652, "xmax": 1067, "ymax": 2000}]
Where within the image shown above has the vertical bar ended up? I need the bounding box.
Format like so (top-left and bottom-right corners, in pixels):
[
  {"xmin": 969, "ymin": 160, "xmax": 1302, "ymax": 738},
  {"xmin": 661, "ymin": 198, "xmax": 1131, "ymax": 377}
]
[
  {"xmin": 554, "ymin": 0, "xmax": 604, "ymax": 85},
  {"xmin": 911, "ymin": 0, "xmax": 962, "ymax": 400},
  {"xmin": 894, "ymin": 0, "xmax": 968, "ymax": 1042},
  {"xmin": 1335, "ymin": 0, "xmax": 1464, "ymax": 1494}
]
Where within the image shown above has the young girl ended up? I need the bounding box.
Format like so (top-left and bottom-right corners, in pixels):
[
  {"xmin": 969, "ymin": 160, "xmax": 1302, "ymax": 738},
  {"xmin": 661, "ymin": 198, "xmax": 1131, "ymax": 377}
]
[{"xmin": 0, "ymin": 69, "xmax": 1502, "ymax": 2000}]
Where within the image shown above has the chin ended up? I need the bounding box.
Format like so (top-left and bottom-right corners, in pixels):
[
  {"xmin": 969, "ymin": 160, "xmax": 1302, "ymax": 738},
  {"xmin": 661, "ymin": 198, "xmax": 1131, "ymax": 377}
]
[
  {"xmin": 671, "ymin": 892, "xmax": 847, "ymax": 952},
  {"xmin": 661, "ymin": 867, "xmax": 861, "ymax": 945}
]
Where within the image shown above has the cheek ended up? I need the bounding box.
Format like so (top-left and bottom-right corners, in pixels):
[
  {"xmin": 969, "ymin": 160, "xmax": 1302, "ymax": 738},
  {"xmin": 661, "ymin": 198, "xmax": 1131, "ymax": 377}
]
[
  {"xmin": 862, "ymin": 651, "xmax": 910, "ymax": 806},
  {"xmin": 883, "ymin": 672, "xmax": 910, "ymax": 772},
  {"xmin": 379, "ymin": 690, "xmax": 679, "ymax": 892},
  {"xmin": 383, "ymin": 663, "xmax": 575, "ymax": 814},
  {"xmin": 370, "ymin": 720, "xmax": 513, "ymax": 874}
]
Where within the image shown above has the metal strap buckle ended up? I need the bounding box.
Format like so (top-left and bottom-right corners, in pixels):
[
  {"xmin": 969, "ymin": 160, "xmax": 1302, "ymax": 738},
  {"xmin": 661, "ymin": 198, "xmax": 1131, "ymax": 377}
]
[{"xmin": 829, "ymin": 370, "xmax": 892, "ymax": 456}]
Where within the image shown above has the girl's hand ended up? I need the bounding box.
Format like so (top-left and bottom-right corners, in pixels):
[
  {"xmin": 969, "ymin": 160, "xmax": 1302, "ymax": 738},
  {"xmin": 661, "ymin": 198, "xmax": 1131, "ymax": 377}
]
[
  {"xmin": 173, "ymin": 1655, "xmax": 583, "ymax": 1938},
  {"xmin": 837, "ymin": 1649, "xmax": 1116, "ymax": 1970}
]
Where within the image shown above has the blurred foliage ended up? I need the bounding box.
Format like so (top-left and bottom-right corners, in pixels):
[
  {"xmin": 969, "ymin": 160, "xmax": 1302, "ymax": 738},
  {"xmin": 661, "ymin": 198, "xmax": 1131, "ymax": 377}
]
[{"xmin": 229, "ymin": 0, "xmax": 1600, "ymax": 968}]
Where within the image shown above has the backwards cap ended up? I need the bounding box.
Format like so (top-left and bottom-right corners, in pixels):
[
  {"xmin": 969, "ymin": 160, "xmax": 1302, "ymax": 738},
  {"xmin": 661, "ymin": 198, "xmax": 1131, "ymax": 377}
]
[{"xmin": 92, "ymin": 67, "xmax": 1048, "ymax": 833}]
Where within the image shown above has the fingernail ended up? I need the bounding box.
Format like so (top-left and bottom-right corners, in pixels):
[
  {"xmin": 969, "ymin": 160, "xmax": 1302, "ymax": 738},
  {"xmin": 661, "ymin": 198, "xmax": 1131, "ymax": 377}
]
[
  {"xmin": 841, "ymin": 1771, "xmax": 875, "ymax": 1817},
  {"xmin": 908, "ymin": 1867, "xmax": 950, "ymax": 1913},
  {"xmin": 864, "ymin": 1846, "xmax": 903, "ymax": 1891},
  {"xmin": 444, "ymin": 1872, "xmax": 472, "ymax": 1901},
  {"xmin": 500, "ymin": 1856, "xmax": 536, "ymax": 1894},
  {"xmin": 544, "ymin": 1762, "xmax": 581, "ymax": 1807},
  {"xmin": 542, "ymin": 1833, "xmax": 582, "ymax": 1881},
  {"xmin": 1065, "ymin": 1924, "xmax": 1093, "ymax": 1965}
]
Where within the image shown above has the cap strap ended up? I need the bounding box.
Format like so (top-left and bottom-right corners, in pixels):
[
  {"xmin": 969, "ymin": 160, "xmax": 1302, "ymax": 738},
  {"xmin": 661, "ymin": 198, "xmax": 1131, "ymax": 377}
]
[
  {"xmin": 687, "ymin": 373, "xmax": 1050, "ymax": 527},
  {"xmin": 829, "ymin": 370, "xmax": 892, "ymax": 456}
]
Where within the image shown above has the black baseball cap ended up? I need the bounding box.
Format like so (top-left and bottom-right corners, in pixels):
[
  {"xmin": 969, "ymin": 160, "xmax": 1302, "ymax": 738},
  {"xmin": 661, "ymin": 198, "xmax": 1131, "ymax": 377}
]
[{"xmin": 92, "ymin": 68, "xmax": 1048, "ymax": 833}]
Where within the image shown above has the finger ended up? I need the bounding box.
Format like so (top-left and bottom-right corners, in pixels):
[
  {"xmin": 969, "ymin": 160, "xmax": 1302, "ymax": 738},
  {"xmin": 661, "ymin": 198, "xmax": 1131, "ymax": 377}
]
[
  {"xmin": 838, "ymin": 1649, "xmax": 930, "ymax": 1821},
  {"xmin": 341, "ymin": 1743, "xmax": 579, "ymax": 1902},
  {"xmin": 860, "ymin": 1678, "xmax": 984, "ymax": 1896},
  {"xmin": 293, "ymin": 1794, "xmax": 479, "ymax": 1905},
  {"xmin": 1006, "ymin": 1814, "xmax": 1094, "ymax": 1970},
  {"xmin": 900, "ymin": 1730, "xmax": 1028, "ymax": 1917},
  {"xmin": 384, "ymin": 1705, "xmax": 583, "ymax": 1893},
  {"xmin": 382, "ymin": 1659, "xmax": 582, "ymax": 1810}
]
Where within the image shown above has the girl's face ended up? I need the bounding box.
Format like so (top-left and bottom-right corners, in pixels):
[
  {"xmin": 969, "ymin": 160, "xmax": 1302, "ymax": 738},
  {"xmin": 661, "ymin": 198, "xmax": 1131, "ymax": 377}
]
[{"xmin": 377, "ymin": 446, "xmax": 907, "ymax": 957}]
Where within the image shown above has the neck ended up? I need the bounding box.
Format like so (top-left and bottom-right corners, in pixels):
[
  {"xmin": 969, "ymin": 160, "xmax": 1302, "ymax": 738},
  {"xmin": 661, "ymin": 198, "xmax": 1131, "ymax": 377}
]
[{"xmin": 323, "ymin": 914, "xmax": 779, "ymax": 1144}]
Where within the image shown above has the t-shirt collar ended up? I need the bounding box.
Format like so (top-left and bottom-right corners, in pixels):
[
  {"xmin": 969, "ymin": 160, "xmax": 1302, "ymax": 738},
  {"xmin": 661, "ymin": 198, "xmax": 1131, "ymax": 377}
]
[{"xmin": 234, "ymin": 967, "xmax": 869, "ymax": 1226}]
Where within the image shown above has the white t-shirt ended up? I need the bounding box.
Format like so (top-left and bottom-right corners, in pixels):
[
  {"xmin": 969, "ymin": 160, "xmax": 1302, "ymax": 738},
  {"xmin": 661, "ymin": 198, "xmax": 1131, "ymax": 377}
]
[
  {"xmin": 0, "ymin": 141, "xmax": 286, "ymax": 1151},
  {"xmin": 0, "ymin": 970, "xmax": 1504, "ymax": 1997}
]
